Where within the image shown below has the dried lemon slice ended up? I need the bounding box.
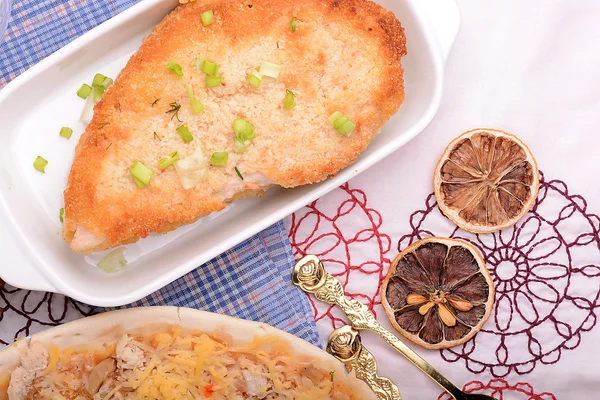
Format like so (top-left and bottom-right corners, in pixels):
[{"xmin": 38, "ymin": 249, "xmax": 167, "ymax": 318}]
[
  {"xmin": 381, "ymin": 237, "xmax": 494, "ymax": 349},
  {"xmin": 433, "ymin": 128, "xmax": 540, "ymax": 233}
]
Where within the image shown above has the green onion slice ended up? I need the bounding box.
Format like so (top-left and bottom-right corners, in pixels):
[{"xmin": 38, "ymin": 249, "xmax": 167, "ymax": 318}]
[
  {"xmin": 235, "ymin": 166, "xmax": 244, "ymax": 180},
  {"xmin": 167, "ymin": 61, "xmax": 184, "ymax": 78},
  {"xmin": 234, "ymin": 119, "xmax": 256, "ymax": 142},
  {"xmin": 234, "ymin": 139, "xmax": 250, "ymax": 153},
  {"xmin": 177, "ymin": 125, "xmax": 194, "ymax": 143},
  {"xmin": 201, "ymin": 10, "xmax": 215, "ymax": 26},
  {"xmin": 206, "ymin": 75, "xmax": 222, "ymax": 88},
  {"xmin": 186, "ymin": 84, "xmax": 205, "ymax": 113},
  {"xmin": 247, "ymin": 70, "xmax": 263, "ymax": 88},
  {"xmin": 210, "ymin": 152, "xmax": 229, "ymax": 167},
  {"xmin": 290, "ymin": 17, "xmax": 298, "ymax": 32},
  {"xmin": 92, "ymin": 73, "xmax": 107, "ymax": 87},
  {"xmin": 98, "ymin": 247, "xmax": 128, "ymax": 273},
  {"xmin": 284, "ymin": 89, "xmax": 296, "ymax": 110},
  {"xmin": 259, "ymin": 62, "xmax": 281, "ymax": 78},
  {"xmin": 130, "ymin": 161, "xmax": 154, "ymax": 188},
  {"xmin": 159, "ymin": 152, "xmax": 181, "ymax": 169},
  {"xmin": 59, "ymin": 208, "xmax": 65, "ymax": 223},
  {"xmin": 76, "ymin": 84, "xmax": 92, "ymax": 99},
  {"xmin": 33, "ymin": 156, "xmax": 48, "ymax": 173},
  {"xmin": 92, "ymin": 84, "xmax": 105, "ymax": 103},
  {"xmin": 60, "ymin": 127, "xmax": 73, "ymax": 139},
  {"xmin": 195, "ymin": 55, "xmax": 207, "ymax": 70},
  {"xmin": 328, "ymin": 111, "xmax": 356, "ymax": 136},
  {"xmin": 101, "ymin": 77, "xmax": 113, "ymax": 89},
  {"xmin": 202, "ymin": 60, "xmax": 219, "ymax": 76}
]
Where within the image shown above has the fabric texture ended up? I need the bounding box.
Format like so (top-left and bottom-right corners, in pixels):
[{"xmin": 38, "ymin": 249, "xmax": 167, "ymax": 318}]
[{"xmin": 0, "ymin": 0, "xmax": 320, "ymax": 347}]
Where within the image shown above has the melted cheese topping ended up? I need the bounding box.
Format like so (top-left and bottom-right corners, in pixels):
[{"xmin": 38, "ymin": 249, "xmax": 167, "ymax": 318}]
[{"xmin": 14, "ymin": 328, "xmax": 359, "ymax": 400}]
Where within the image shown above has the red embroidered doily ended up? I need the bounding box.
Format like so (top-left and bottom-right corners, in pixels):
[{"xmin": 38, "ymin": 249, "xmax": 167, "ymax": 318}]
[{"xmin": 437, "ymin": 378, "xmax": 556, "ymax": 400}]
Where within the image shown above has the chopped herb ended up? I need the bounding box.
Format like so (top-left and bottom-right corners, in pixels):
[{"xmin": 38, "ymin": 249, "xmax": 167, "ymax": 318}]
[
  {"xmin": 259, "ymin": 62, "xmax": 281, "ymax": 78},
  {"xmin": 151, "ymin": 97, "xmax": 161, "ymax": 107},
  {"xmin": 106, "ymin": 143, "xmax": 112, "ymax": 150},
  {"xmin": 166, "ymin": 102, "xmax": 182, "ymax": 122},
  {"xmin": 92, "ymin": 73, "xmax": 107, "ymax": 87},
  {"xmin": 186, "ymin": 84, "xmax": 205, "ymax": 113},
  {"xmin": 234, "ymin": 119, "xmax": 256, "ymax": 142},
  {"xmin": 176, "ymin": 125, "xmax": 194, "ymax": 143},
  {"xmin": 201, "ymin": 10, "xmax": 215, "ymax": 26},
  {"xmin": 59, "ymin": 127, "xmax": 73, "ymax": 139},
  {"xmin": 76, "ymin": 84, "xmax": 92, "ymax": 99},
  {"xmin": 329, "ymin": 371, "xmax": 335, "ymax": 382},
  {"xmin": 290, "ymin": 17, "xmax": 298, "ymax": 32},
  {"xmin": 130, "ymin": 160, "xmax": 153, "ymax": 188},
  {"xmin": 59, "ymin": 208, "xmax": 64, "ymax": 223},
  {"xmin": 159, "ymin": 152, "xmax": 180, "ymax": 169},
  {"xmin": 234, "ymin": 166, "xmax": 244, "ymax": 180},
  {"xmin": 210, "ymin": 152, "xmax": 228, "ymax": 167},
  {"xmin": 154, "ymin": 132, "xmax": 162, "ymax": 141},
  {"xmin": 247, "ymin": 70, "xmax": 263, "ymax": 88},
  {"xmin": 33, "ymin": 156, "xmax": 48, "ymax": 173},
  {"xmin": 206, "ymin": 75, "xmax": 222, "ymax": 88},
  {"xmin": 202, "ymin": 60, "xmax": 219, "ymax": 76},
  {"xmin": 328, "ymin": 111, "xmax": 356, "ymax": 136},
  {"xmin": 98, "ymin": 122, "xmax": 109, "ymax": 129},
  {"xmin": 284, "ymin": 89, "xmax": 296, "ymax": 110},
  {"xmin": 276, "ymin": 41, "xmax": 280, "ymax": 49},
  {"xmin": 167, "ymin": 61, "xmax": 184, "ymax": 78}
]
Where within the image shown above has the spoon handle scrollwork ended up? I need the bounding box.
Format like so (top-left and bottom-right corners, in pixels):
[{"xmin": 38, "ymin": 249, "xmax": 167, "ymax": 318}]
[
  {"xmin": 293, "ymin": 255, "xmax": 463, "ymax": 400},
  {"xmin": 327, "ymin": 326, "xmax": 401, "ymax": 400}
]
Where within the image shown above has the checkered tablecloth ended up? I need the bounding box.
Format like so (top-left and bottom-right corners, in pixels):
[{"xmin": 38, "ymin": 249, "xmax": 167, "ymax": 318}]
[{"xmin": 0, "ymin": 0, "xmax": 319, "ymax": 347}]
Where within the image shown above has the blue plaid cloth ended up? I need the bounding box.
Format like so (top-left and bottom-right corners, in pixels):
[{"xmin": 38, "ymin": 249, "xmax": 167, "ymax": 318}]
[{"xmin": 0, "ymin": 0, "xmax": 320, "ymax": 346}]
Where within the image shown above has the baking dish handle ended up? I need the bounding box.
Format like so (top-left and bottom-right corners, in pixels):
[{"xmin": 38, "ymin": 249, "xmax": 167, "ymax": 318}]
[
  {"xmin": 412, "ymin": 0, "xmax": 461, "ymax": 64},
  {"xmin": 1, "ymin": 218, "xmax": 57, "ymax": 293}
]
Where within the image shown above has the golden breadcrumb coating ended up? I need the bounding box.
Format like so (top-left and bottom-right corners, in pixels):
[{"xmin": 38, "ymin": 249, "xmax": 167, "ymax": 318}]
[{"xmin": 63, "ymin": 0, "xmax": 406, "ymax": 253}]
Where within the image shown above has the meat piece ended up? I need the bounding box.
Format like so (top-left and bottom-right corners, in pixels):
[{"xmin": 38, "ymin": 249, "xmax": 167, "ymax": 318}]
[
  {"xmin": 115, "ymin": 335, "xmax": 145, "ymax": 370},
  {"xmin": 62, "ymin": 0, "xmax": 406, "ymax": 253},
  {"xmin": 7, "ymin": 341, "xmax": 49, "ymax": 400}
]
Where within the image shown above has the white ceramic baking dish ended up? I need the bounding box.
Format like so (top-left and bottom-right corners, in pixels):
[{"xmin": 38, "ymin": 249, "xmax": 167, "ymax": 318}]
[{"xmin": 0, "ymin": 0, "xmax": 460, "ymax": 306}]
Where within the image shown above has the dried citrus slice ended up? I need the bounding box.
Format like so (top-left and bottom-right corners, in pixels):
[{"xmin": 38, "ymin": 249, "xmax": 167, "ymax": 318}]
[
  {"xmin": 381, "ymin": 237, "xmax": 494, "ymax": 349},
  {"xmin": 433, "ymin": 128, "xmax": 540, "ymax": 233}
]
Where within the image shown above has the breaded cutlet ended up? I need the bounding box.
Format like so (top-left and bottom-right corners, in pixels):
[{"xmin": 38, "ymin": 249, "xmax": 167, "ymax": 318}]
[{"xmin": 63, "ymin": 0, "xmax": 407, "ymax": 253}]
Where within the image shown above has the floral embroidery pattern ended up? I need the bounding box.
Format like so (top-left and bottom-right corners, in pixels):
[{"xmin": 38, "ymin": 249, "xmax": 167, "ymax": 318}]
[
  {"xmin": 399, "ymin": 173, "xmax": 600, "ymax": 377},
  {"xmin": 289, "ymin": 183, "xmax": 392, "ymax": 328},
  {"xmin": 437, "ymin": 378, "xmax": 557, "ymax": 400}
]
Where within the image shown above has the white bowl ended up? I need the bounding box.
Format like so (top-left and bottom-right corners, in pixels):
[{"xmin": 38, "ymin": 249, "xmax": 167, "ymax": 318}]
[{"xmin": 0, "ymin": 0, "xmax": 460, "ymax": 306}]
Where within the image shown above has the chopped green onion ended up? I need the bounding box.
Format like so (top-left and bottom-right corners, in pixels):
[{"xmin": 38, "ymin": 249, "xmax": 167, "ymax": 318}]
[
  {"xmin": 98, "ymin": 247, "xmax": 128, "ymax": 273},
  {"xmin": 174, "ymin": 148, "xmax": 208, "ymax": 189},
  {"xmin": 59, "ymin": 208, "xmax": 64, "ymax": 223},
  {"xmin": 167, "ymin": 61, "xmax": 184, "ymax": 78},
  {"xmin": 259, "ymin": 62, "xmax": 281, "ymax": 78},
  {"xmin": 284, "ymin": 89, "xmax": 296, "ymax": 110},
  {"xmin": 76, "ymin": 84, "xmax": 92, "ymax": 99},
  {"xmin": 206, "ymin": 75, "xmax": 222, "ymax": 88},
  {"xmin": 130, "ymin": 161, "xmax": 153, "ymax": 188},
  {"xmin": 290, "ymin": 17, "xmax": 298, "ymax": 32},
  {"xmin": 234, "ymin": 139, "xmax": 250, "ymax": 153},
  {"xmin": 176, "ymin": 125, "xmax": 194, "ymax": 143},
  {"xmin": 247, "ymin": 70, "xmax": 263, "ymax": 88},
  {"xmin": 234, "ymin": 119, "xmax": 256, "ymax": 142},
  {"xmin": 92, "ymin": 73, "xmax": 107, "ymax": 87},
  {"xmin": 210, "ymin": 152, "xmax": 229, "ymax": 167},
  {"xmin": 101, "ymin": 77, "xmax": 113, "ymax": 89},
  {"xmin": 33, "ymin": 156, "xmax": 48, "ymax": 173},
  {"xmin": 202, "ymin": 60, "xmax": 219, "ymax": 76},
  {"xmin": 60, "ymin": 127, "xmax": 73, "ymax": 139},
  {"xmin": 201, "ymin": 10, "xmax": 215, "ymax": 26},
  {"xmin": 159, "ymin": 152, "xmax": 181, "ymax": 169},
  {"xmin": 195, "ymin": 55, "xmax": 206, "ymax": 70},
  {"xmin": 92, "ymin": 84, "xmax": 105, "ymax": 103},
  {"xmin": 235, "ymin": 166, "xmax": 244, "ymax": 180},
  {"xmin": 186, "ymin": 84, "xmax": 205, "ymax": 113},
  {"xmin": 328, "ymin": 111, "xmax": 356, "ymax": 136}
]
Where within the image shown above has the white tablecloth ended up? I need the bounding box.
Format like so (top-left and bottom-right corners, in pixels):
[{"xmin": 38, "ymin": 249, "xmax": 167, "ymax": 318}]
[
  {"xmin": 2, "ymin": 1, "xmax": 600, "ymax": 399},
  {"xmin": 288, "ymin": 1, "xmax": 600, "ymax": 398}
]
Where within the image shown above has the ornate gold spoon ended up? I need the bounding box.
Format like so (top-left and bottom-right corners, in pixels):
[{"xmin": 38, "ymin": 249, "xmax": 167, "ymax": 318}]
[
  {"xmin": 327, "ymin": 325, "xmax": 401, "ymax": 400},
  {"xmin": 293, "ymin": 255, "xmax": 496, "ymax": 400}
]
